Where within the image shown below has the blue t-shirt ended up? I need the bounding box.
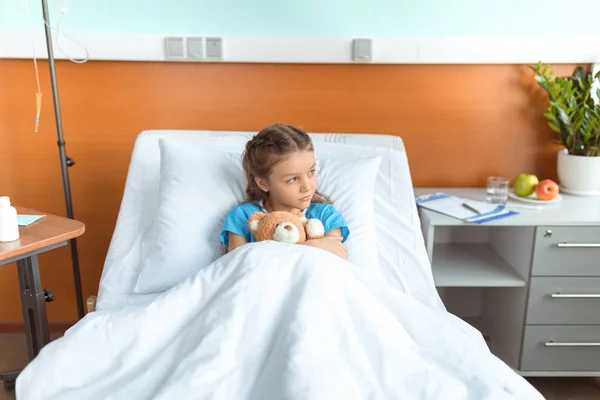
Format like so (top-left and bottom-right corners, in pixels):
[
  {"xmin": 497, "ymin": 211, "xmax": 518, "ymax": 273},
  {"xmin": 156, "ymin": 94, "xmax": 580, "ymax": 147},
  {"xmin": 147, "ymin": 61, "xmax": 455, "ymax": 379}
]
[{"xmin": 220, "ymin": 202, "xmax": 349, "ymax": 248}]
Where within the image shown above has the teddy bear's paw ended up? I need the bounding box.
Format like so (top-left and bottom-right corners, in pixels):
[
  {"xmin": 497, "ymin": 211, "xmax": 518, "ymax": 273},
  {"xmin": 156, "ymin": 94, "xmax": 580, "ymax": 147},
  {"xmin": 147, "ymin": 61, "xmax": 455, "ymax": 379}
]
[{"xmin": 306, "ymin": 219, "xmax": 325, "ymax": 239}]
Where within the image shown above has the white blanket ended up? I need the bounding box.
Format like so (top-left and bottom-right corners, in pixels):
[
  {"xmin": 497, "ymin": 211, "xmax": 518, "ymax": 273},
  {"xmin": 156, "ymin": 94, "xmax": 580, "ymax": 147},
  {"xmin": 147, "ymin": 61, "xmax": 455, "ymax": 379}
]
[{"xmin": 17, "ymin": 242, "xmax": 543, "ymax": 400}]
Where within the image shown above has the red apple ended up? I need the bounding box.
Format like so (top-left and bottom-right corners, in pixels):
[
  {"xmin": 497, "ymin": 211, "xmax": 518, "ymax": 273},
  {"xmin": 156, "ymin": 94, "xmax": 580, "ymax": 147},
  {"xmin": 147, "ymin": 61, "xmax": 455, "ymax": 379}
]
[{"xmin": 535, "ymin": 179, "xmax": 559, "ymax": 200}]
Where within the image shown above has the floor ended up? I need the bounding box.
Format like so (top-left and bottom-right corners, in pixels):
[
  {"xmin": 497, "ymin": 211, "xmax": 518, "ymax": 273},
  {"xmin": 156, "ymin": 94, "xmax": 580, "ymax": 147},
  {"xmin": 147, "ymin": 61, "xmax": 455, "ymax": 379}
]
[{"xmin": 1, "ymin": 333, "xmax": 599, "ymax": 399}]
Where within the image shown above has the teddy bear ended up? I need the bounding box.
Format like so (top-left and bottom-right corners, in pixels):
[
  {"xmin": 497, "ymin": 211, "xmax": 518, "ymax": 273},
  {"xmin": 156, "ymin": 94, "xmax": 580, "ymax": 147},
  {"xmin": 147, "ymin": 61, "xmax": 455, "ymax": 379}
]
[{"xmin": 248, "ymin": 210, "xmax": 325, "ymax": 244}]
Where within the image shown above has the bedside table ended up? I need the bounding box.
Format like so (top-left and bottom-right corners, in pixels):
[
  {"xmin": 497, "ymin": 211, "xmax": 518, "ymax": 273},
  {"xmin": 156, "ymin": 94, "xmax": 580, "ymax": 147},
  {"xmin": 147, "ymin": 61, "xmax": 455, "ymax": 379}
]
[
  {"xmin": 0, "ymin": 207, "xmax": 85, "ymax": 391},
  {"xmin": 414, "ymin": 188, "xmax": 600, "ymax": 377}
]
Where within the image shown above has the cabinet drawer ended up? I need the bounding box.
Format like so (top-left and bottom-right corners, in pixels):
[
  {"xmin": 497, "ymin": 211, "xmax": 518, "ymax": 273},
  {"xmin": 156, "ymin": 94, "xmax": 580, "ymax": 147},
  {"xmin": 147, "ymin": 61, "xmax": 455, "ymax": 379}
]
[
  {"xmin": 532, "ymin": 226, "xmax": 600, "ymax": 276},
  {"xmin": 526, "ymin": 277, "xmax": 600, "ymax": 325},
  {"xmin": 521, "ymin": 325, "xmax": 600, "ymax": 371}
]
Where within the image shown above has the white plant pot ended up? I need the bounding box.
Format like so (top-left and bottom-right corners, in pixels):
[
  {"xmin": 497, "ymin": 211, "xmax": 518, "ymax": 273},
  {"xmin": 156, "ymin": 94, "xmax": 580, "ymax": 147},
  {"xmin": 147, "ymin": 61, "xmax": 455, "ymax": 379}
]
[{"xmin": 556, "ymin": 149, "xmax": 600, "ymax": 195}]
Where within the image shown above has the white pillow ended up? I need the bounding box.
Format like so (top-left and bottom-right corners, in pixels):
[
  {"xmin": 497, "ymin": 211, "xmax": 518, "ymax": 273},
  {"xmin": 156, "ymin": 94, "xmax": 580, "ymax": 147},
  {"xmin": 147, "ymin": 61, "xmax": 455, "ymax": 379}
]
[
  {"xmin": 316, "ymin": 157, "xmax": 380, "ymax": 271},
  {"xmin": 134, "ymin": 142, "xmax": 245, "ymax": 293},
  {"xmin": 134, "ymin": 139, "xmax": 380, "ymax": 293}
]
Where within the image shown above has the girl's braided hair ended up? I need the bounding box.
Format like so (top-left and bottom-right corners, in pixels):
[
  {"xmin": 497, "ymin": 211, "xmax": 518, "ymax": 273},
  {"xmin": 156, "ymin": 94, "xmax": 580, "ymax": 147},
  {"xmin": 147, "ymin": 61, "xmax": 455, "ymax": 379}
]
[{"xmin": 242, "ymin": 123, "xmax": 330, "ymax": 205}]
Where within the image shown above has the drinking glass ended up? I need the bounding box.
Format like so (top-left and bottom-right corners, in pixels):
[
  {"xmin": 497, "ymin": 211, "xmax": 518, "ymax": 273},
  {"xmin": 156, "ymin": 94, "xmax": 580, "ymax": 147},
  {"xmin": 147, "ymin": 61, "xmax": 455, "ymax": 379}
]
[{"xmin": 486, "ymin": 176, "xmax": 509, "ymax": 203}]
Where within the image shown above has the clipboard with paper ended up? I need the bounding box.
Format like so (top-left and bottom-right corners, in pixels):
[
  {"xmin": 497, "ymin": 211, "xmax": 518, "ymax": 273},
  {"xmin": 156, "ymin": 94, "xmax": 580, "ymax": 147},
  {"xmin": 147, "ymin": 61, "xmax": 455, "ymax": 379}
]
[{"xmin": 415, "ymin": 192, "xmax": 518, "ymax": 224}]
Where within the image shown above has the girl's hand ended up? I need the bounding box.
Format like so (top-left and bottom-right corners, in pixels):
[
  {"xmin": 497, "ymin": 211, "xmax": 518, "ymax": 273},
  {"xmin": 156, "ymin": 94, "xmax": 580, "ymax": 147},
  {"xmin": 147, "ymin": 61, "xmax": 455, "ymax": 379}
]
[{"xmin": 304, "ymin": 236, "xmax": 348, "ymax": 260}]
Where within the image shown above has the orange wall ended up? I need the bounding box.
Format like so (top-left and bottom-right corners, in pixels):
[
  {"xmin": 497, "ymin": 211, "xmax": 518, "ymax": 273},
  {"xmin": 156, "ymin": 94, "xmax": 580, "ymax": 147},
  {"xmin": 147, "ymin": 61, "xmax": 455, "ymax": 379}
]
[{"xmin": 0, "ymin": 59, "xmax": 575, "ymax": 324}]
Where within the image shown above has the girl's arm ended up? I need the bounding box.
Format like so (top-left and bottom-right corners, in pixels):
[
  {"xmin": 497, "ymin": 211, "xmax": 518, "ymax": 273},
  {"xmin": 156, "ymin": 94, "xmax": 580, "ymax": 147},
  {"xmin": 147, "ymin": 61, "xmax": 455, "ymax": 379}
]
[
  {"xmin": 228, "ymin": 229, "xmax": 340, "ymax": 253},
  {"xmin": 303, "ymin": 228, "xmax": 347, "ymax": 259},
  {"xmin": 324, "ymin": 228, "xmax": 342, "ymax": 238},
  {"xmin": 227, "ymin": 232, "xmax": 248, "ymax": 253}
]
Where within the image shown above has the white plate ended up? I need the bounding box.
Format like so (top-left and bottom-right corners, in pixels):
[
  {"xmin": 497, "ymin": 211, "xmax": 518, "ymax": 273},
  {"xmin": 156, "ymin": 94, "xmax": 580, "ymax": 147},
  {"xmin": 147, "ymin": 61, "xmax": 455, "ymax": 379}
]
[{"xmin": 508, "ymin": 190, "xmax": 562, "ymax": 204}]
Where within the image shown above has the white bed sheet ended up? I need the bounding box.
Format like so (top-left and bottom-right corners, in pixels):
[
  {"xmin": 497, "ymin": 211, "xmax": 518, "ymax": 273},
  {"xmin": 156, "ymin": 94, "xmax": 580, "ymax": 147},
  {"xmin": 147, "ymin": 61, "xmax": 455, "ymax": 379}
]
[{"xmin": 17, "ymin": 242, "xmax": 543, "ymax": 399}]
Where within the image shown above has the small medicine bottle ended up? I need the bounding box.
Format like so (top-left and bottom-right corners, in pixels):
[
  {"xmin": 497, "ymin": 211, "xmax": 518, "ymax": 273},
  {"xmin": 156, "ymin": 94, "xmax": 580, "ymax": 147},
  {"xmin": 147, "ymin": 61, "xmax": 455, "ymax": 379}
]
[{"xmin": 0, "ymin": 196, "xmax": 20, "ymax": 242}]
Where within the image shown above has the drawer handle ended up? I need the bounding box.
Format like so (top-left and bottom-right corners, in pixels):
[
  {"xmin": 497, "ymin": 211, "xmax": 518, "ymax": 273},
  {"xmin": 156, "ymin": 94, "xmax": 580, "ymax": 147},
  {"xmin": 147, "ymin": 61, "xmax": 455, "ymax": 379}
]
[
  {"xmin": 556, "ymin": 242, "xmax": 600, "ymax": 248},
  {"xmin": 551, "ymin": 293, "xmax": 600, "ymax": 298},
  {"xmin": 545, "ymin": 341, "xmax": 600, "ymax": 347}
]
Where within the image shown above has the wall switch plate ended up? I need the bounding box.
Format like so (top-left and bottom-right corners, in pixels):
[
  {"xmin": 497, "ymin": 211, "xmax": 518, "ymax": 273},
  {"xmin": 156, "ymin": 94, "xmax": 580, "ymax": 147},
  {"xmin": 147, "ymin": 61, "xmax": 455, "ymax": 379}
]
[
  {"xmin": 186, "ymin": 37, "xmax": 204, "ymax": 59},
  {"xmin": 205, "ymin": 37, "xmax": 223, "ymax": 59},
  {"xmin": 352, "ymin": 38, "xmax": 372, "ymax": 62},
  {"xmin": 165, "ymin": 37, "xmax": 185, "ymax": 60}
]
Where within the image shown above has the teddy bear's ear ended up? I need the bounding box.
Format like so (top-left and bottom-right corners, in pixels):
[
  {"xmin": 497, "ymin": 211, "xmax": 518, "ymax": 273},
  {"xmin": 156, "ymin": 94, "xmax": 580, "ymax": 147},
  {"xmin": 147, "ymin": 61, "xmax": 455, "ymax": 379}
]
[{"xmin": 248, "ymin": 212, "xmax": 266, "ymax": 233}]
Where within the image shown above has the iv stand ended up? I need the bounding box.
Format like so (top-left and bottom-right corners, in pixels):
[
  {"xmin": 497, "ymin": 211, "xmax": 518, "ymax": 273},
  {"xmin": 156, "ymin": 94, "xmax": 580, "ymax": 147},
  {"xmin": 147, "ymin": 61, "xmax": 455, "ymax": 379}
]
[{"xmin": 40, "ymin": 0, "xmax": 85, "ymax": 320}]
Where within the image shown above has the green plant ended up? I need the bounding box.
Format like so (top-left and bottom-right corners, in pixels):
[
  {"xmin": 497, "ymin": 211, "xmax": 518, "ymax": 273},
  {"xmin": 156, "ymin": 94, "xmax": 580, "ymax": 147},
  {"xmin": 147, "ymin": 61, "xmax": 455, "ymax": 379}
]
[{"xmin": 530, "ymin": 62, "xmax": 600, "ymax": 156}]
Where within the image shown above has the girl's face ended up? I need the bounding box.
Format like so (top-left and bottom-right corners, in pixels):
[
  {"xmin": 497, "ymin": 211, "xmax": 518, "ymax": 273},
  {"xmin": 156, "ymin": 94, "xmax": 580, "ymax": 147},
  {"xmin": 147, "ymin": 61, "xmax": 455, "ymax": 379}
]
[{"xmin": 256, "ymin": 150, "xmax": 317, "ymax": 213}]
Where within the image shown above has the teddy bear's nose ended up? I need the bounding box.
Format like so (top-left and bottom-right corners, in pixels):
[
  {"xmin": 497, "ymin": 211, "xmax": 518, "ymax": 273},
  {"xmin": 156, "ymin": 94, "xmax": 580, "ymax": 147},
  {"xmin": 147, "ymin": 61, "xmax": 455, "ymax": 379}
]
[{"xmin": 284, "ymin": 225, "xmax": 293, "ymax": 231}]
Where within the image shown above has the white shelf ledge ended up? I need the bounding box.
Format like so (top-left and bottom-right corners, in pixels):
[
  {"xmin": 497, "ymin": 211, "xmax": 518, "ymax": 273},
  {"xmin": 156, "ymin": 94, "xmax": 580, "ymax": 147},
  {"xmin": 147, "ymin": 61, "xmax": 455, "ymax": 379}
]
[
  {"xmin": 432, "ymin": 243, "xmax": 526, "ymax": 288},
  {"xmin": 1, "ymin": 32, "xmax": 600, "ymax": 63}
]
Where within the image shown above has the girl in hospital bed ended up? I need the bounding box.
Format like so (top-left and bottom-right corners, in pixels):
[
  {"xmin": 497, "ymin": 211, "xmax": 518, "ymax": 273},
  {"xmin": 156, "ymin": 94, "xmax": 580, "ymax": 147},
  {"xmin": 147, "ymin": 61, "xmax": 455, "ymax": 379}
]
[{"xmin": 220, "ymin": 123, "xmax": 349, "ymax": 259}]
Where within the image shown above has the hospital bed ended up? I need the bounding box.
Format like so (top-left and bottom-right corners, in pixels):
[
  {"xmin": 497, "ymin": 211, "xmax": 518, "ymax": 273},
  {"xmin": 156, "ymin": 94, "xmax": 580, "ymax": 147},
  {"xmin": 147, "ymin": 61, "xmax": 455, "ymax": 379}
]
[
  {"xmin": 15, "ymin": 130, "xmax": 544, "ymax": 399},
  {"xmin": 94, "ymin": 129, "xmax": 443, "ymax": 313}
]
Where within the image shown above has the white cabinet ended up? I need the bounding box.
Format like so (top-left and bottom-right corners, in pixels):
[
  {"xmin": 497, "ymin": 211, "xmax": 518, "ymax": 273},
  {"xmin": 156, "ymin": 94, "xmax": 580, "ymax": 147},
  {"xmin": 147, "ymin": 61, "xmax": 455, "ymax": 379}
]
[{"xmin": 414, "ymin": 188, "xmax": 600, "ymax": 377}]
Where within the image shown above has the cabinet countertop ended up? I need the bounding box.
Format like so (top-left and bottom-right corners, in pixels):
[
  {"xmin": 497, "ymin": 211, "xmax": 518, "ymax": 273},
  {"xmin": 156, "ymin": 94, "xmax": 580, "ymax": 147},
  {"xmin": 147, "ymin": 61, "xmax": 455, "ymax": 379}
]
[{"xmin": 414, "ymin": 188, "xmax": 600, "ymax": 227}]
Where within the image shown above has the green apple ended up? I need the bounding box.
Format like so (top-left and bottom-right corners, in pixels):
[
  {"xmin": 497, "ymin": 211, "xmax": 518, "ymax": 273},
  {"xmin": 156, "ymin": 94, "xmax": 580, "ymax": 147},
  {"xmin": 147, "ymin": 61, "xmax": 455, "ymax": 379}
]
[{"xmin": 513, "ymin": 173, "xmax": 539, "ymax": 197}]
